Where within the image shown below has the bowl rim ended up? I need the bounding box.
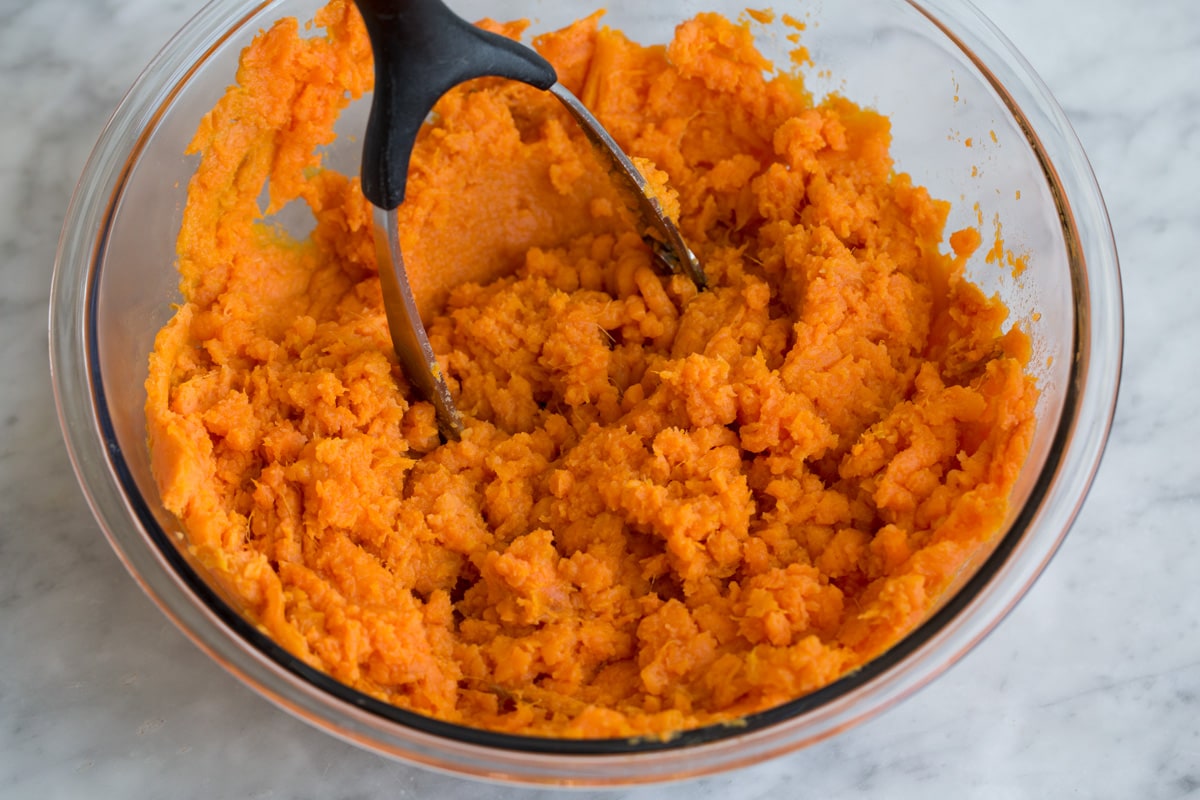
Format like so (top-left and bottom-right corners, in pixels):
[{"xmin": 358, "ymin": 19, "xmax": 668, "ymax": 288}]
[{"xmin": 50, "ymin": 0, "xmax": 1123, "ymax": 784}]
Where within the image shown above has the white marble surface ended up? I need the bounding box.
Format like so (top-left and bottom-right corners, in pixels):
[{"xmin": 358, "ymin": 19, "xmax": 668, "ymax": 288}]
[{"xmin": 2, "ymin": 0, "xmax": 1197, "ymax": 796}]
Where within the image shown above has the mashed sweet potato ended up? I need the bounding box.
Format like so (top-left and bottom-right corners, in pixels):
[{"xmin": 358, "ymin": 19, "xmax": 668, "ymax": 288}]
[{"xmin": 145, "ymin": 0, "xmax": 1037, "ymax": 739}]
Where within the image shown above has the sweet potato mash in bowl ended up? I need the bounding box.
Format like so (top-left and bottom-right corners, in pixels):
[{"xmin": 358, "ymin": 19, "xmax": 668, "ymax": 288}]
[{"xmin": 51, "ymin": 0, "xmax": 1121, "ymax": 784}]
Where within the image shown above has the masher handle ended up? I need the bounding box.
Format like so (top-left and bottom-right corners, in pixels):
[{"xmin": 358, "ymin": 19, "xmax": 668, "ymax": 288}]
[{"xmin": 355, "ymin": 0, "xmax": 558, "ymax": 210}]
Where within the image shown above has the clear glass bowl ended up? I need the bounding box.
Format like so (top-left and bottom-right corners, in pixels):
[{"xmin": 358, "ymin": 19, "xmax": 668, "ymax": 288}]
[{"xmin": 50, "ymin": 0, "xmax": 1122, "ymax": 785}]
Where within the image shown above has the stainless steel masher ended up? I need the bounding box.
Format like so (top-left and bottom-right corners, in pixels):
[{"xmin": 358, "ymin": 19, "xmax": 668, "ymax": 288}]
[{"xmin": 354, "ymin": 0, "xmax": 705, "ymax": 439}]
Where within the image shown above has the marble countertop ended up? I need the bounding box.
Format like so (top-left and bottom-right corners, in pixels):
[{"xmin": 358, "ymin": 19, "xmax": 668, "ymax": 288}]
[{"xmin": 3, "ymin": 0, "xmax": 1197, "ymax": 796}]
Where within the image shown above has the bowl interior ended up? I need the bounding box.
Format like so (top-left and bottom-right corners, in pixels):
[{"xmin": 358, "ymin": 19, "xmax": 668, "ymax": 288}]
[{"xmin": 81, "ymin": 0, "xmax": 1076, "ymax": 762}]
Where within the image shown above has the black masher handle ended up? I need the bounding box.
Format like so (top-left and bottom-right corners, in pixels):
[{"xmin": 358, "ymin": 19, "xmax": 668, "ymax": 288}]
[{"xmin": 354, "ymin": 0, "xmax": 558, "ymax": 210}]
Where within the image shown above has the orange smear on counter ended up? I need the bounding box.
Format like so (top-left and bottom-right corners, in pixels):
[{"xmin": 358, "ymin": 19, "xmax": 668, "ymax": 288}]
[{"xmin": 146, "ymin": 1, "xmax": 1037, "ymax": 739}]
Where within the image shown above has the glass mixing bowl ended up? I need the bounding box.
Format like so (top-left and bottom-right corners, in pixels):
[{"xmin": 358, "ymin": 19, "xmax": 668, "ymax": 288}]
[{"xmin": 50, "ymin": 0, "xmax": 1122, "ymax": 785}]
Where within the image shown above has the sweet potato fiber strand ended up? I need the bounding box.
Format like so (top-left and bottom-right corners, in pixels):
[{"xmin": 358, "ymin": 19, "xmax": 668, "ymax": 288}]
[{"xmin": 146, "ymin": 1, "xmax": 1037, "ymax": 739}]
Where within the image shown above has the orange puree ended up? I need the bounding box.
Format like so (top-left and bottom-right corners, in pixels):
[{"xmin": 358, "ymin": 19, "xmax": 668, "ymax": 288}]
[{"xmin": 145, "ymin": 1, "xmax": 1038, "ymax": 739}]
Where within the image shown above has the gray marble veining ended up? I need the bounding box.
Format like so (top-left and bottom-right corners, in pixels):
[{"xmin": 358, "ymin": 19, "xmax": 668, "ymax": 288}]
[{"xmin": 2, "ymin": 0, "xmax": 1198, "ymax": 797}]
